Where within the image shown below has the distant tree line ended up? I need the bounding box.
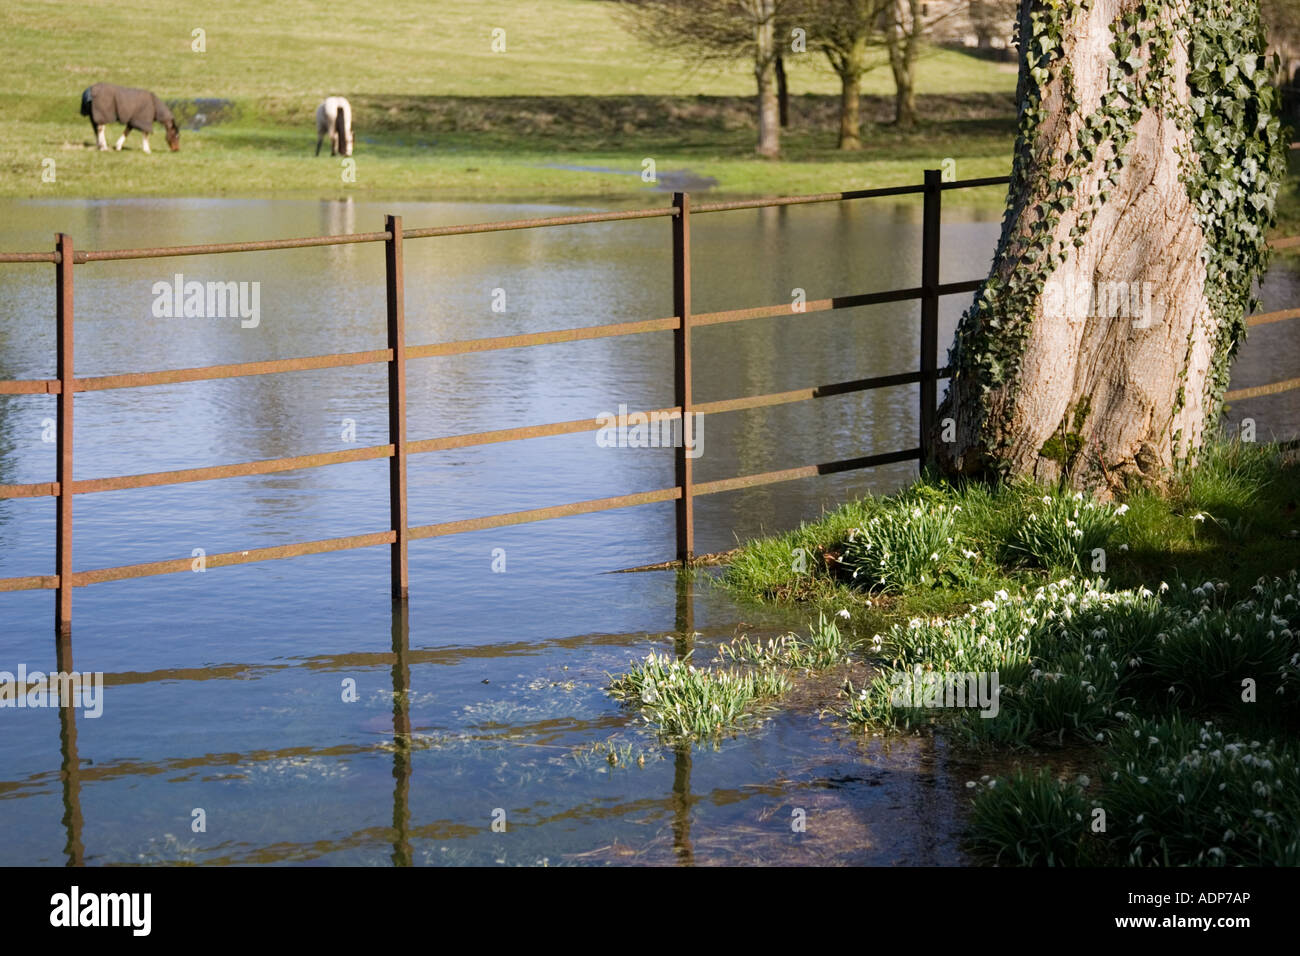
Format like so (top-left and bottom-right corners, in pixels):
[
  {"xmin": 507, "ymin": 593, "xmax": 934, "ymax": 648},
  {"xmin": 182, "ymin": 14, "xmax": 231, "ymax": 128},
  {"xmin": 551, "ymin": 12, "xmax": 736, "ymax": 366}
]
[
  {"xmin": 612, "ymin": 0, "xmax": 1300, "ymax": 156},
  {"xmin": 612, "ymin": 0, "xmax": 1002, "ymax": 156}
]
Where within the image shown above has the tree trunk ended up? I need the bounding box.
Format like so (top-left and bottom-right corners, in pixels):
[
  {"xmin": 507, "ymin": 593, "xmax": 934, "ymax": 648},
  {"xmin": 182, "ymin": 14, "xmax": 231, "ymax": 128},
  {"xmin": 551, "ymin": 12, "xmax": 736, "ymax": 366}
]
[
  {"xmin": 937, "ymin": 0, "xmax": 1284, "ymax": 496},
  {"xmin": 776, "ymin": 54, "xmax": 789, "ymax": 128},
  {"xmin": 887, "ymin": 0, "xmax": 919, "ymax": 129},
  {"xmin": 754, "ymin": 2, "xmax": 781, "ymax": 158},
  {"xmin": 838, "ymin": 72, "xmax": 862, "ymax": 149},
  {"xmin": 892, "ymin": 66, "xmax": 915, "ymax": 128}
]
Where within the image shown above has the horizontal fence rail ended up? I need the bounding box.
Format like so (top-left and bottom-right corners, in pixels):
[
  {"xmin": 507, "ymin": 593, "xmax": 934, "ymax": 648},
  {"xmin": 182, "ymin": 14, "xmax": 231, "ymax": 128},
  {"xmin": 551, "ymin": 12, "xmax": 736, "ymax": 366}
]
[{"xmin": 4, "ymin": 171, "xmax": 1300, "ymax": 631}]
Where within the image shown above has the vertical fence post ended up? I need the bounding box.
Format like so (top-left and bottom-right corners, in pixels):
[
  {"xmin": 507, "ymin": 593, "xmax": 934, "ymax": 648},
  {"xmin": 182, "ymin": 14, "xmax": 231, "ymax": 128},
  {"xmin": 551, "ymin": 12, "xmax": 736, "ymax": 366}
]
[
  {"xmin": 55, "ymin": 233, "xmax": 74, "ymax": 635},
  {"xmin": 672, "ymin": 192, "xmax": 694, "ymax": 565},
  {"xmin": 385, "ymin": 215, "xmax": 410, "ymax": 600},
  {"xmin": 919, "ymin": 169, "xmax": 942, "ymax": 466}
]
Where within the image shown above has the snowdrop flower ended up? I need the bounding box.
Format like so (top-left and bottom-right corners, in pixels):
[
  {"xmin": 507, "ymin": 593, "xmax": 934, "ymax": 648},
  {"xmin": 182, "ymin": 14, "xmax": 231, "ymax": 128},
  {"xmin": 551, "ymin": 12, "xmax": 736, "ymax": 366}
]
[
  {"xmin": 837, "ymin": 609, "xmax": 850, "ymax": 620},
  {"xmin": 1192, "ymin": 513, "xmax": 1207, "ymax": 523},
  {"xmin": 1114, "ymin": 504, "xmax": 1129, "ymax": 516}
]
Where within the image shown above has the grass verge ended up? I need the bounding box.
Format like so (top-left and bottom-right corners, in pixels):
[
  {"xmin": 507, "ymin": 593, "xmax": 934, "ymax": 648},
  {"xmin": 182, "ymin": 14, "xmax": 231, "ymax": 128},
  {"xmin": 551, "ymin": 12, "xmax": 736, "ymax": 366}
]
[{"xmin": 721, "ymin": 437, "xmax": 1300, "ymax": 864}]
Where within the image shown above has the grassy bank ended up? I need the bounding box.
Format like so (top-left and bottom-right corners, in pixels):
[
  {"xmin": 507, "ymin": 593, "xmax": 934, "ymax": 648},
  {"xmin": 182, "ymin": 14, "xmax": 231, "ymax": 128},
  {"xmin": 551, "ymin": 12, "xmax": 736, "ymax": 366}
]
[
  {"xmin": 0, "ymin": 0, "xmax": 1021, "ymax": 201},
  {"xmin": 720, "ymin": 439, "xmax": 1300, "ymax": 864},
  {"xmin": 2, "ymin": 94, "xmax": 1018, "ymax": 202}
]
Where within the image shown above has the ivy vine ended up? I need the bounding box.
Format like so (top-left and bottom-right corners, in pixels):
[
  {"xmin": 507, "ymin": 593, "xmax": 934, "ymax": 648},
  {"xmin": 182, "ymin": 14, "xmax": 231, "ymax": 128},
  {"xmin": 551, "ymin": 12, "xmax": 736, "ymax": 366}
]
[{"xmin": 945, "ymin": 0, "xmax": 1287, "ymax": 475}]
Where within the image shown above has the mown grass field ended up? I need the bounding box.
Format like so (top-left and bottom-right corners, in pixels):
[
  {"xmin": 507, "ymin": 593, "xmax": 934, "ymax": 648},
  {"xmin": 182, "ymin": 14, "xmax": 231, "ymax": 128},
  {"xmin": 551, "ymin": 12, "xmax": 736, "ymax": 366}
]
[{"xmin": 0, "ymin": 0, "xmax": 1020, "ymax": 201}]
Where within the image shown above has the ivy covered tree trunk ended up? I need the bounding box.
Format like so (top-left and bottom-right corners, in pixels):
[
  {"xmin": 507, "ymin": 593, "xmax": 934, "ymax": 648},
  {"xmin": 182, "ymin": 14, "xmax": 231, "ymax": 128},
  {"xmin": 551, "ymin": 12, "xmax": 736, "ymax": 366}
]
[{"xmin": 937, "ymin": 0, "xmax": 1286, "ymax": 494}]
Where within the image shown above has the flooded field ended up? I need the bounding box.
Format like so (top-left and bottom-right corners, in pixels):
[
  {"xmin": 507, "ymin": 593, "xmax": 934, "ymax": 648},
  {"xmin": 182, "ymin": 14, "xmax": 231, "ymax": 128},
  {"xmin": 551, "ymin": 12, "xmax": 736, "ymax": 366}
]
[{"xmin": 1, "ymin": 196, "xmax": 1297, "ymax": 864}]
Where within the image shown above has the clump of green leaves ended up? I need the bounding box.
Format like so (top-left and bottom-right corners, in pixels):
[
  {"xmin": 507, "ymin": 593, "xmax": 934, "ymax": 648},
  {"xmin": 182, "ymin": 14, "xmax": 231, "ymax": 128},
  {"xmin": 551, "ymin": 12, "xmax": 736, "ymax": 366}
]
[
  {"xmin": 966, "ymin": 769, "xmax": 1100, "ymax": 866},
  {"xmin": 717, "ymin": 611, "xmax": 852, "ymax": 670},
  {"xmin": 608, "ymin": 651, "xmax": 790, "ymax": 741},
  {"xmin": 1004, "ymin": 491, "xmax": 1125, "ymax": 572},
  {"xmin": 847, "ymin": 572, "xmax": 1300, "ymax": 742},
  {"xmin": 968, "ymin": 717, "xmax": 1300, "ymax": 867},
  {"xmin": 837, "ymin": 497, "xmax": 968, "ymax": 591}
]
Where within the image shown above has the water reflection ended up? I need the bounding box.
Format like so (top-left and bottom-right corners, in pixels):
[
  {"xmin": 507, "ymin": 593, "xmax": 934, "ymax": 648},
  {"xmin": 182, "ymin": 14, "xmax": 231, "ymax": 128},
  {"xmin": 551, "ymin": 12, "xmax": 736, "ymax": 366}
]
[
  {"xmin": 2, "ymin": 197, "xmax": 1297, "ymax": 866},
  {"xmin": 56, "ymin": 632, "xmax": 84, "ymax": 867},
  {"xmin": 390, "ymin": 600, "xmax": 412, "ymax": 867}
]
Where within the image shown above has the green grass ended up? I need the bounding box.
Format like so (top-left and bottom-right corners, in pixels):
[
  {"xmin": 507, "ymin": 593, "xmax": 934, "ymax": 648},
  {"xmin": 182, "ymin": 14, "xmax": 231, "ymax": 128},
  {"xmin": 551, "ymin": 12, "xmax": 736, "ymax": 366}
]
[
  {"xmin": 609, "ymin": 612, "xmax": 853, "ymax": 741},
  {"xmin": 722, "ymin": 437, "xmax": 1300, "ymax": 864},
  {"xmin": 968, "ymin": 718, "xmax": 1300, "ymax": 866},
  {"xmin": 608, "ymin": 649, "xmax": 792, "ymax": 741},
  {"xmin": 725, "ymin": 438, "xmax": 1300, "ymax": 627},
  {"xmin": 0, "ymin": 0, "xmax": 1019, "ymax": 101},
  {"xmin": 0, "ymin": 0, "xmax": 1019, "ymax": 200},
  {"xmin": 716, "ymin": 610, "xmax": 853, "ymax": 670}
]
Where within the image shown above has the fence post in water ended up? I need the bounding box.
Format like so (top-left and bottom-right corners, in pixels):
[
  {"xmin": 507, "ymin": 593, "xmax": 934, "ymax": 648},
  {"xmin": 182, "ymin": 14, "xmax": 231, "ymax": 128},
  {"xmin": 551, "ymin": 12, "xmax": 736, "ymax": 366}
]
[
  {"xmin": 672, "ymin": 192, "xmax": 694, "ymax": 564},
  {"xmin": 54, "ymin": 233, "xmax": 75, "ymax": 635},
  {"xmin": 919, "ymin": 169, "xmax": 942, "ymax": 466},
  {"xmin": 385, "ymin": 215, "xmax": 410, "ymax": 600}
]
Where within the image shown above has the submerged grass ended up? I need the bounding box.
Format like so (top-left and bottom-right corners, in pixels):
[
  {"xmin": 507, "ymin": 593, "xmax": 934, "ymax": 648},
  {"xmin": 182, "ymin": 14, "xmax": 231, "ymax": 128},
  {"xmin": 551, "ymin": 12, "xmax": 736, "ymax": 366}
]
[
  {"xmin": 721, "ymin": 436, "xmax": 1300, "ymax": 865},
  {"xmin": 609, "ymin": 612, "xmax": 854, "ymax": 741},
  {"xmin": 608, "ymin": 650, "xmax": 791, "ymax": 741}
]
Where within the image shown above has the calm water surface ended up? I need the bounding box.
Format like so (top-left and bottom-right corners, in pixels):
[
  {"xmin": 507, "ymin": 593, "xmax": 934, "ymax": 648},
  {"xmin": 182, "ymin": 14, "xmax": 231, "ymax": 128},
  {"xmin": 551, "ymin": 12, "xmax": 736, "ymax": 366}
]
[{"xmin": 0, "ymin": 196, "xmax": 1296, "ymax": 865}]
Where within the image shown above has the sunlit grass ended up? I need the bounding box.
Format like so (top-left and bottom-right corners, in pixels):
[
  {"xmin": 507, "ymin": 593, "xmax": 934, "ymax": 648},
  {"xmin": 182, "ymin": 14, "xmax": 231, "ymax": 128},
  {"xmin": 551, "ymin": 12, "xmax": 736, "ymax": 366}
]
[
  {"xmin": 0, "ymin": 0, "xmax": 1021, "ymax": 200},
  {"xmin": 723, "ymin": 436, "xmax": 1300, "ymax": 865},
  {"xmin": 608, "ymin": 650, "xmax": 791, "ymax": 741},
  {"xmin": 717, "ymin": 610, "xmax": 853, "ymax": 670}
]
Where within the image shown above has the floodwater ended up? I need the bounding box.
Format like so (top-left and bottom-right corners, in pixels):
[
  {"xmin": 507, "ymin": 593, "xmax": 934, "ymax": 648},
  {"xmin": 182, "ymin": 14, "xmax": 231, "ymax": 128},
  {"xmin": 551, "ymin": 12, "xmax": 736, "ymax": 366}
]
[{"xmin": 0, "ymin": 196, "xmax": 1296, "ymax": 865}]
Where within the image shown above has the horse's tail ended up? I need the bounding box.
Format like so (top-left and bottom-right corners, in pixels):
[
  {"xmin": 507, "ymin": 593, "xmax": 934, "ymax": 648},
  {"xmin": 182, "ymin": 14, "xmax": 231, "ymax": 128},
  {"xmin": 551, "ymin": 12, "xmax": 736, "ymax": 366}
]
[
  {"xmin": 80, "ymin": 86, "xmax": 94, "ymax": 117},
  {"xmin": 338, "ymin": 98, "xmax": 352, "ymax": 155}
]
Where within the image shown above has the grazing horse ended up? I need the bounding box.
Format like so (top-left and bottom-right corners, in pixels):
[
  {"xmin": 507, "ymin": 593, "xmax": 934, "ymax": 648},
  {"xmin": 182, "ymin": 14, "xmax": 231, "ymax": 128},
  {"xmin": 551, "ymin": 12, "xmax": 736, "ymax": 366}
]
[
  {"xmin": 81, "ymin": 83, "xmax": 180, "ymax": 153},
  {"xmin": 315, "ymin": 96, "xmax": 353, "ymax": 157}
]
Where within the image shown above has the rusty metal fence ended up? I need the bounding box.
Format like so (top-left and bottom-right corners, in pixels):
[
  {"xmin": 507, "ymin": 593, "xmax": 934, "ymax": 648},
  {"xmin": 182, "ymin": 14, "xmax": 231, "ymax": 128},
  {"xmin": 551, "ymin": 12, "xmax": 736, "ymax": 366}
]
[{"xmin": 4, "ymin": 169, "xmax": 1300, "ymax": 634}]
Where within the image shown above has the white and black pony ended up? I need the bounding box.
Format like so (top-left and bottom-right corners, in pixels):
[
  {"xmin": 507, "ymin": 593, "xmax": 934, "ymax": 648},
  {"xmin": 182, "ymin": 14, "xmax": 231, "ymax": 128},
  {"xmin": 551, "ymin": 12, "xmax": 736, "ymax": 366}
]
[
  {"xmin": 81, "ymin": 83, "xmax": 180, "ymax": 153},
  {"xmin": 315, "ymin": 96, "xmax": 353, "ymax": 157}
]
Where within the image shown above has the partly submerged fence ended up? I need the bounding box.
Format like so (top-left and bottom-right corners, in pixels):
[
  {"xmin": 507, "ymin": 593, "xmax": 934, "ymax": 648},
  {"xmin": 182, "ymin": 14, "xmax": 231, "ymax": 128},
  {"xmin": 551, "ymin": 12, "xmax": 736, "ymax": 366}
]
[{"xmin": 3, "ymin": 169, "xmax": 1300, "ymax": 633}]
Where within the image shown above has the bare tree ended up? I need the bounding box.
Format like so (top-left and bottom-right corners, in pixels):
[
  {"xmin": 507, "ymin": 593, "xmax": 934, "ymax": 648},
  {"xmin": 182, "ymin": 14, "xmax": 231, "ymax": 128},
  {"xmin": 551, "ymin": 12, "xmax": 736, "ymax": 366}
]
[
  {"xmin": 881, "ymin": 0, "xmax": 967, "ymax": 128},
  {"xmin": 800, "ymin": 0, "xmax": 890, "ymax": 149},
  {"xmin": 615, "ymin": 0, "xmax": 796, "ymax": 157},
  {"xmin": 884, "ymin": 0, "xmax": 923, "ymax": 128},
  {"xmin": 1262, "ymin": 0, "xmax": 1300, "ymax": 86},
  {"xmin": 969, "ymin": 0, "xmax": 1019, "ymax": 51}
]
